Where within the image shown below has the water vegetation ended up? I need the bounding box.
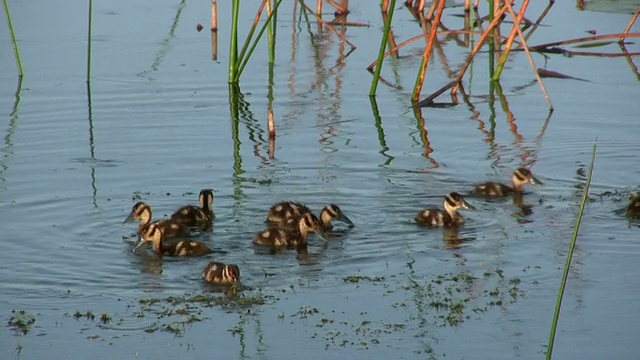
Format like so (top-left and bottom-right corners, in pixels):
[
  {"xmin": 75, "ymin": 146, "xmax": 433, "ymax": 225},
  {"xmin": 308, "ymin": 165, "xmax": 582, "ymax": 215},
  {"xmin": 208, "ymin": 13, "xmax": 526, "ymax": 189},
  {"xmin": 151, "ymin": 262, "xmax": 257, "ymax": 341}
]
[{"xmin": 7, "ymin": 309, "xmax": 35, "ymax": 335}]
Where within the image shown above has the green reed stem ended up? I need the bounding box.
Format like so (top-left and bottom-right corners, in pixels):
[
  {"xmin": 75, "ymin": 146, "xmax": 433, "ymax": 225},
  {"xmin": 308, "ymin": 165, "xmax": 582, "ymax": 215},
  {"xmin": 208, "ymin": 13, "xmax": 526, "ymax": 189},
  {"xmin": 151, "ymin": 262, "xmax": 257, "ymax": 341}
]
[
  {"xmin": 546, "ymin": 141, "xmax": 597, "ymax": 360},
  {"xmin": 87, "ymin": 0, "xmax": 93, "ymax": 83},
  {"xmin": 370, "ymin": 0, "xmax": 396, "ymax": 96},
  {"xmin": 235, "ymin": 0, "xmax": 283, "ymax": 82},
  {"xmin": 267, "ymin": 0, "xmax": 277, "ymax": 64},
  {"xmin": 229, "ymin": 0, "xmax": 240, "ymax": 83},
  {"xmin": 3, "ymin": 0, "xmax": 24, "ymax": 76}
]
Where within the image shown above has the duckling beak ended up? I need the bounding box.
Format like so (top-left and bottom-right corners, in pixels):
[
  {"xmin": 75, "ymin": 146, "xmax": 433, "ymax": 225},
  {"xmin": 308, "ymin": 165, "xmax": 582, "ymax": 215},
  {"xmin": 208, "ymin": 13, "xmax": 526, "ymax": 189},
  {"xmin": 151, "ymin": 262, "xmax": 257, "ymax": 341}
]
[
  {"xmin": 315, "ymin": 228, "xmax": 329, "ymax": 242},
  {"xmin": 529, "ymin": 175, "xmax": 543, "ymax": 185},
  {"xmin": 338, "ymin": 213, "xmax": 355, "ymax": 228},
  {"xmin": 132, "ymin": 239, "xmax": 146, "ymax": 252},
  {"xmin": 462, "ymin": 200, "xmax": 476, "ymax": 210},
  {"xmin": 123, "ymin": 212, "xmax": 135, "ymax": 224}
]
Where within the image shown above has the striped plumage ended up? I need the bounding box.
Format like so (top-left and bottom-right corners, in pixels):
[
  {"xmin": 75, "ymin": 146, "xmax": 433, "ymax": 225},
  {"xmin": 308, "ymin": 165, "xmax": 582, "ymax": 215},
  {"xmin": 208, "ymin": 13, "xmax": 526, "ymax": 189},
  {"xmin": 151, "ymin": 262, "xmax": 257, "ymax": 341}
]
[
  {"xmin": 473, "ymin": 168, "xmax": 542, "ymax": 197},
  {"xmin": 123, "ymin": 202, "xmax": 190, "ymax": 238},
  {"xmin": 254, "ymin": 212, "xmax": 321, "ymax": 247},
  {"xmin": 202, "ymin": 262, "xmax": 240, "ymax": 285},
  {"xmin": 267, "ymin": 202, "xmax": 353, "ymax": 230},
  {"xmin": 415, "ymin": 192, "xmax": 475, "ymax": 227},
  {"xmin": 170, "ymin": 189, "xmax": 215, "ymax": 230},
  {"xmin": 133, "ymin": 223, "xmax": 213, "ymax": 257}
]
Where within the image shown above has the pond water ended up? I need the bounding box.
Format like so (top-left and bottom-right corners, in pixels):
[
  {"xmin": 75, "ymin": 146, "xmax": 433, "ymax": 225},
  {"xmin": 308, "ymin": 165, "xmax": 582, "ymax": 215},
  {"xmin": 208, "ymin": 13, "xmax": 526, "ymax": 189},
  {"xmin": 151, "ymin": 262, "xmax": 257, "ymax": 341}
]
[{"xmin": 1, "ymin": 0, "xmax": 639, "ymax": 359}]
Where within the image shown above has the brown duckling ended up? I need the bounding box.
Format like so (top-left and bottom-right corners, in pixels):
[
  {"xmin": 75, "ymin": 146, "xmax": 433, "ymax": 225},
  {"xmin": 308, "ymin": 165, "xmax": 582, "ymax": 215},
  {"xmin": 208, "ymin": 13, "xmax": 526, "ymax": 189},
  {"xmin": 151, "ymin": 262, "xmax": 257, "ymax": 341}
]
[
  {"xmin": 267, "ymin": 202, "xmax": 354, "ymax": 231},
  {"xmin": 266, "ymin": 201, "xmax": 310, "ymax": 224},
  {"xmin": 415, "ymin": 192, "xmax": 475, "ymax": 227},
  {"xmin": 123, "ymin": 201, "xmax": 190, "ymax": 238},
  {"xmin": 202, "ymin": 262, "xmax": 240, "ymax": 285},
  {"xmin": 473, "ymin": 167, "xmax": 542, "ymax": 197},
  {"xmin": 133, "ymin": 223, "xmax": 213, "ymax": 256},
  {"xmin": 626, "ymin": 194, "xmax": 640, "ymax": 218},
  {"xmin": 170, "ymin": 189, "xmax": 215, "ymax": 230},
  {"xmin": 254, "ymin": 212, "xmax": 322, "ymax": 247}
]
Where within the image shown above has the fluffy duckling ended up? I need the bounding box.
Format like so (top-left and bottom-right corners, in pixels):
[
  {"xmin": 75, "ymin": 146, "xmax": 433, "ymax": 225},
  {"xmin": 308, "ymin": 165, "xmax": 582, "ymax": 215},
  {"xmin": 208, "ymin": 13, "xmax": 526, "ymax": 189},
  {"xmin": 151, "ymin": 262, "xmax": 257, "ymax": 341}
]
[
  {"xmin": 123, "ymin": 202, "xmax": 190, "ymax": 238},
  {"xmin": 415, "ymin": 192, "xmax": 475, "ymax": 227},
  {"xmin": 473, "ymin": 167, "xmax": 542, "ymax": 197},
  {"xmin": 170, "ymin": 189, "xmax": 215, "ymax": 230},
  {"xmin": 254, "ymin": 213, "xmax": 321, "ymax": 247},
  {"xmin": 266, "ymin": 201, "xmax": 309, "ymax": 224},
  {"xmin": 626, "ymin": 194, "xmax": 640, "ymax": 218},
  {"xmin": 267, "ymin": 202, "xmax": 354, "ymax": 231},
  {"xmin": 133, "ymin": 223, "xmax": 213, "ymax": 256},
  {"xmin": 202, "ymin": 262, "xmax": 240, "ymax": 285}
]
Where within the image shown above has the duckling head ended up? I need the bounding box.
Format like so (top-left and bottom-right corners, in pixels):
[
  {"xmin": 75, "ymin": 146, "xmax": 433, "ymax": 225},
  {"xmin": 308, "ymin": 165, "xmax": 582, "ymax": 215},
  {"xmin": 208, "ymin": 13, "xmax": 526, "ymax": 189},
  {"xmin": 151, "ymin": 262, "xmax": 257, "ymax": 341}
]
[
  {"xmin": 321, "ymin": 204, "xmax": 354, "ymax": 228},
  {"xmin": 132, "ymin": 223, "xmax": 163, "ymax": 252},
  {"xmin": 224, "ymin": 264, "xmax": 240, "ymax": 283},
  {"xmin": 444, "ymin": 192, "xmax": 475, "ymax": 213},
  {"xmin": 123, "ymin": 202, "xmax": 152, "ymax": 224},
  {"xmin": 513, "ymin": 168, "xmax": 543, "ymax": 187},
  {"xmin": 199, "ymin": 189, "xmax": 214, "ymax": 211}
]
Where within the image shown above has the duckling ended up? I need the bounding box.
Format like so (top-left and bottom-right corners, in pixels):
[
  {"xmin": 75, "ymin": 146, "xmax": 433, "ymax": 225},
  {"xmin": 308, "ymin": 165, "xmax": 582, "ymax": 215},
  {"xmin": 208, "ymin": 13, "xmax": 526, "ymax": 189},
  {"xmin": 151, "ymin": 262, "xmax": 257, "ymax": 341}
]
[
  {"xmin": 123, "ymin": 202, "xmax": 190, "ymax": 238},
  {"xmin": 266, "ymin": 201, "xmax": 310, "ymax": 224},
  {"xmin": 170, "ymin": 189, "xmax": 215, "ymax": 230},
  {"xmin": 202, "ymin": 262, "xmax": 240, "ymax": 285},
  {"xmin": 254, "ymin": 212, "xmax": 321, "ymax": 247},
  {"xmin": 473, "ymin": 167, "xmax": 542, "ymax": 197},
  {"xmin": 626, "ymin": 194, "xmax": 640, "ymax": 218},
  {"xmin": 133, "ymin": 223, "xmax": 213, "ymax": 256},
  {"xmin": 267, "ymin": 202, "xmax": 354, "ymax": 231},
  {"xmin": 415, "ymin": 192, "xmax": 475, "ymax": 227}
]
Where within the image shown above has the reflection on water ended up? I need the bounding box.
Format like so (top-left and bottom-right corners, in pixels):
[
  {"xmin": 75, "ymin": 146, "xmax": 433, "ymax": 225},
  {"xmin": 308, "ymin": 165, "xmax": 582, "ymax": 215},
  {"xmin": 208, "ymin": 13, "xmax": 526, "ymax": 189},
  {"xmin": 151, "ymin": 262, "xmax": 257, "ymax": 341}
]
[{"xmin": 1, "ymin": 0, "xmax": 640, "ymax": 359}]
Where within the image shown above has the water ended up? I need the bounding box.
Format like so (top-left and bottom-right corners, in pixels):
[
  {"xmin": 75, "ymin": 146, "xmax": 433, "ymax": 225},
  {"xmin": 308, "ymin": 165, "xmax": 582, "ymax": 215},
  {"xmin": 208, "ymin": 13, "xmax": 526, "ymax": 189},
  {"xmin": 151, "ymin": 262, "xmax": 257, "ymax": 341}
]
[{"xmin": 1, "ymin": 0, "xmax": 640, "ymax": 358}]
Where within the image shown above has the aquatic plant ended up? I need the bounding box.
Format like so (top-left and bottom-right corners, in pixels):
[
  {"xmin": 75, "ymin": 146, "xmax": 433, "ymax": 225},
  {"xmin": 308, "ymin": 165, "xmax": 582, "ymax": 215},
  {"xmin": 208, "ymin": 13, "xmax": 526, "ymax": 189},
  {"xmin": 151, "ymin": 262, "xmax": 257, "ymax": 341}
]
[
  {"xmin": 2, "ymin": 0, "xmax": 23, "ymax": 76},
  {"xmin": 546, "ymin": 141, "xmax": 597, "ymax": 359},
  {"xmin": 7, "ymin": 309, "xmax": 35, "ymax": 335}
]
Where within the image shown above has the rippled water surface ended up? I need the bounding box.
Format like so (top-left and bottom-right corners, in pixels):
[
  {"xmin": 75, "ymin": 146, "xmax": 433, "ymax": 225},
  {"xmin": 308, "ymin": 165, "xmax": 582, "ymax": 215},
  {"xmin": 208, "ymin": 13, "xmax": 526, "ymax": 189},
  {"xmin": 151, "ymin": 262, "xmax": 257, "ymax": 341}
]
[{"xmin": 1, "ymin": 1, "xmax": 640, "ymax": 359}]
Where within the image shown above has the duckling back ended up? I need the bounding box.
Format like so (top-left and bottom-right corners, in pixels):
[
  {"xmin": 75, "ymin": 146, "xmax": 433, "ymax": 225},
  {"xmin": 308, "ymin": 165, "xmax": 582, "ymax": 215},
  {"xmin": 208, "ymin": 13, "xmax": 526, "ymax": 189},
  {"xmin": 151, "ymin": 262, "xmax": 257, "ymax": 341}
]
[
  {"xmin": 627, "ymin": 195, "xmax": 640, "ymax": 218},
  {"xmin": 266, "ymin": 201, "xmax": 311, "ymax": 225},
  {"xmin": 170, "ymin": 189, "xmax": 215, "ymax": 230},
  {"xmin": 202, "ymin": 262, "xmax": 240, "ymax": 285},
  {"xmin": 254, "ymin": 212, "xmax": 320, "ymax": 247}
]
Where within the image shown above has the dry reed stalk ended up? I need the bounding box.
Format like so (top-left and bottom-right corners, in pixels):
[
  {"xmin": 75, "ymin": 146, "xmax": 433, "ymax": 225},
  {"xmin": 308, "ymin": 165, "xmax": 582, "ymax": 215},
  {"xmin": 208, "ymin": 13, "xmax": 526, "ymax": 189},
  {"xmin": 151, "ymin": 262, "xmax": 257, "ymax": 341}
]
[
  {"xmin": 531, "ymin": 33, "xmax": 640, "ymax": 51},
  {"xmin": 366, "ymin": 30, "xmax": 509, "ymax": 71},
  {"xmin": 619, "ymin": 6, "xmax": 640, "ymax": 43},
  {"xmin": 522, "ymin": 1, "xmax": 554, "ymax": 43},
  {"xmin": 317, "ymin": 0, "xmax": 323, "ymax": 32},
  {"xmin": 297, "ymin": 0, "xmax": 357, "ymax": 48},
  {"xmin": 451, "ymin": 4, "xmax": 508, "ymax": 95},
  {"xmin": 494, "ymin": 0, "xmax": 529, "ymax": 79},
  {"xmin": 211, "ymin": 0, "xmax": 218, "ymax": 61},
  {"xmin": 502, "ymin": 0, "xmax": 553, "ymax": 110},
  {"xmin": 619, "ymin": 43, "xmax": 640, "ymax": 80},
  {"xmin": 326, "ymin": 20, "xmax": 368, "ymax": 27},
  {"xmin": 325, "ymin": 0, "xmax": 348, "ymax": 15},
  {"xmin": 412, "ymin": 0, "xmax": 446, "ymax": 102}
]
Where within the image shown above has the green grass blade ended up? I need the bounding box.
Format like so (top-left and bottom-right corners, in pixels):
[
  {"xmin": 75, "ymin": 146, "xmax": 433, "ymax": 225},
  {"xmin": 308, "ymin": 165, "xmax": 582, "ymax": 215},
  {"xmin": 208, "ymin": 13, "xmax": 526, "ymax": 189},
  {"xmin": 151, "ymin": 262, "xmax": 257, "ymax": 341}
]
[
  {"xmin": 87, "ymin": 0, "xmax": 93, "ymax": 83},
  {"xmin": 369, "ymin": 0, "xmax": 396, "ymax": 96},
  {"xmin": 235, "ymin": 0, "xmax": 283, "ymax": 81},
  {"xmin": 229, "ymin": 0, "xmax": 240, "ymax": 83},
  {"xmin": 3, "ymin": 0, "xmax": 24, "ymax": 76},
  {"xmin": 546, "ymin": 141, "xmax": 597, "ymax": 359}
]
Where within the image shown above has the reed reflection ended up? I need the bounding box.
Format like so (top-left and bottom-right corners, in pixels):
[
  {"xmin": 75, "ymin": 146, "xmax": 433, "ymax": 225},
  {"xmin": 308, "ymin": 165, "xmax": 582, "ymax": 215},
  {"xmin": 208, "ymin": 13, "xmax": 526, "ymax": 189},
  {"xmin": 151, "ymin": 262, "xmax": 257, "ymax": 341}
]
[{"xmin": 0, "ymin": 77, "xmax": 22, "ymax": 194}]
